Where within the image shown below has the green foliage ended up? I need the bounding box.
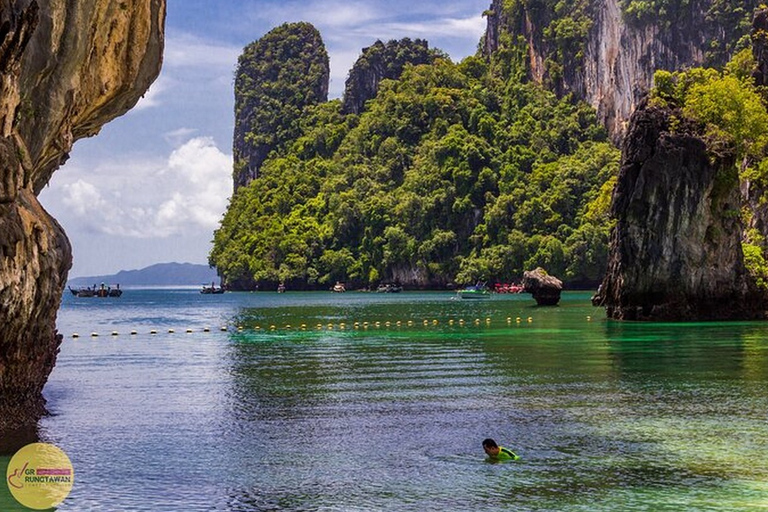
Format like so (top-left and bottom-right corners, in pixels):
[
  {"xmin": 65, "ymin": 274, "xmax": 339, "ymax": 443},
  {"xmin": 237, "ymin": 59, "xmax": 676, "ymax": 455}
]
[
  {"xmin": 212, "ymin": 47, "xmax": 620, "ymax": 289},
  {"xmin": 743, "ymin": 240, "xmax": 768, "ymax": 290},
  {"xmin": 620, "ymin": 0, "xmax": 759, "ymax": 66},
  {"xmin": 494, "ymin": 0, "xmax": 592, "ymax": 89},
  {"xmin": 651, "ymin": 66, "xmax": 768, "ymax": 164},
  {"xmin": 233, "ymin": 22, "xmax": 329, "ymax": 185}
]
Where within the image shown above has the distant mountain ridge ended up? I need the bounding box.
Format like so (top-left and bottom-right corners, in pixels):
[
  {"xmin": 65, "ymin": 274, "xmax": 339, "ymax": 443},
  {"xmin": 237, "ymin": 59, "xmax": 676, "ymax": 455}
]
[{"xmin": 68, "ymin": 263, "xmax": 219, "ymax": 287}]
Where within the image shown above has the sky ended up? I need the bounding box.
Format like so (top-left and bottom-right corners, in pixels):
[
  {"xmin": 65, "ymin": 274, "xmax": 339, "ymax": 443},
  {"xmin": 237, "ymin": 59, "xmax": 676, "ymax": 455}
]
[{"xmin": 38, "ymin": 0, "xmax": 491, "ymax": 278}]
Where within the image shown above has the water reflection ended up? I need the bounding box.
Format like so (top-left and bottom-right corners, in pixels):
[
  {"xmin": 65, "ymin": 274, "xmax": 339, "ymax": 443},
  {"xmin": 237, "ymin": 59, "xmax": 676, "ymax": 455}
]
[{"xmin": 35, "ymin": 290, "xmax": 768, "ymax": 510}]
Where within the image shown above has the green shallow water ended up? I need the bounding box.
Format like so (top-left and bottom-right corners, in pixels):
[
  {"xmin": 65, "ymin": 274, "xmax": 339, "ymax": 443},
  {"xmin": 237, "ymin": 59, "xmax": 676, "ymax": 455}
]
[{"xmin": 2, "ymin": 290, "xmax": 767, "ymax": 510}]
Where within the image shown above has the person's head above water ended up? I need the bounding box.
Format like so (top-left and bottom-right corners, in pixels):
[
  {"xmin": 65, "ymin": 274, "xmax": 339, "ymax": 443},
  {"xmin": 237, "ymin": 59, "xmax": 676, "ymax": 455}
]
[
  {"xmin": 482, "ymin": 438, "xmax": 500, "ymax": 457},
  {"xmin": 482, "ymin": 438, "xmax": 519, "ymax": 461}
]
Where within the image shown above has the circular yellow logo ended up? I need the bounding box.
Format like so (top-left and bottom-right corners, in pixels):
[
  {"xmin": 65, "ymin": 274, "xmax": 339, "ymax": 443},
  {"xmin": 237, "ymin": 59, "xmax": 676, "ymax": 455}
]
[{"xmin": 6, "ymin": 443, "xmax": 74, "ymax": 510}]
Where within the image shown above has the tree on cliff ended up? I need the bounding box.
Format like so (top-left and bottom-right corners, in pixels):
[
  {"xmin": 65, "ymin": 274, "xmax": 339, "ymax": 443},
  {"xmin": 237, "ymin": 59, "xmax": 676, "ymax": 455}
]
[
  {"xmin": 232, "ymin": 22, "xmax": 329, "ymax": 190},
  {"xmin": 211, "ymin": 50, "xmax": 619, "ymax": 290},
  {"xmin": 341, "ymin": 38, "xmax": 441, "ymax": 115}
]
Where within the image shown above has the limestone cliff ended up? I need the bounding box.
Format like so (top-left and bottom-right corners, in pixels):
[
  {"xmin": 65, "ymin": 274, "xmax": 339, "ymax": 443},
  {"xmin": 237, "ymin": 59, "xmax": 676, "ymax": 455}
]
[
  {"xmin": 592, "ymin": 99, "xmax": 766, "ymax": 320},
  {"xmin": 483, "ymin": 0, "xmax": 759, "ymax": 141},
  {"xmin": 0, "ymin": 0, "xmax": 165, "ymax": 431},
  {"xmin": 342, "ymin": 38, "xmax": 436, "ymax": 115},
  {"xmin": 744, "ymin": 8, "xmax": 768, "ymax": 252},
  {"xmin": 232, "ymin": 22, "xmax": 329, "ymax": 190}
]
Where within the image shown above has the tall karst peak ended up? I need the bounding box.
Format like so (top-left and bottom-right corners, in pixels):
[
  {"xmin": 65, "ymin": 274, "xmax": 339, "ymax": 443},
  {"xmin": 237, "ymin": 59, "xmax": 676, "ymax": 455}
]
[{"xmin": 232, "ymin": 22, "xmax": 329, "ymax": 190}]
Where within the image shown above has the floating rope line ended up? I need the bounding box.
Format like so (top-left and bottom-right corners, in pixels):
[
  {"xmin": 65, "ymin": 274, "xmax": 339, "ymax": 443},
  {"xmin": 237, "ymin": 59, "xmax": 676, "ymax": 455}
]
[{"xmin": 68, "ymin": 315, "xmax": 602, "ymax": 339}]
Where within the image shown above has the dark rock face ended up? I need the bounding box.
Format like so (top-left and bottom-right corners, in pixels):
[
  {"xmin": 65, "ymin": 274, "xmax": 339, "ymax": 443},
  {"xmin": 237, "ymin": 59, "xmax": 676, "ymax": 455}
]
[
  {"xmin": 745, "ymin": 8, "xmax": 768, "ymax": 251},
  {"xmin": 232, "ymin": 22, "xmax": 329, "ymax": 190},
  {"xmin": 751, "ymin": 8, "xmax": 768, "ymax": 87},
  {"xmin": 593, "ymin": 101, "xmax": 767, "ymax": 321},
  {"xmin": 0, "ymin": 0, "xmax": 165, "ymax": 431},
  {"xmin": 522, "ymin": 267, "xmax": 563, "ymax": 306},
  {"xmin": 342, "ymin": 38, "xmax": 435, "ymax": 115}
]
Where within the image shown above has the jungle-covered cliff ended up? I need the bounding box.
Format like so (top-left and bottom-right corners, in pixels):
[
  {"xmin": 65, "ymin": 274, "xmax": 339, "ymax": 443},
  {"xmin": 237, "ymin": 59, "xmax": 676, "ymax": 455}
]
[
  {"xmin": 233, "ymin": 22, "xmax": 329, "ymax": 190},
  {"xmin": 341, "ymin": 38, "xmax": 439, "ymax": 115},
  {"xmin": 213, "ymin": 24, "xmax": 618, "ymax": 291},
  {"xmin": 212, "ymin": 2, "xmax": 768, "ymax": 294},
  {"xmin": 482, "ymin": 0, "xmax": 760, "ymax": 141},
  {"xmin": 0, "ymin": 0, "xmax": 165, "ymax": 431},
  {"xmin": 594, "ymin": 12, "xmax": 768, "ymax": 320}
]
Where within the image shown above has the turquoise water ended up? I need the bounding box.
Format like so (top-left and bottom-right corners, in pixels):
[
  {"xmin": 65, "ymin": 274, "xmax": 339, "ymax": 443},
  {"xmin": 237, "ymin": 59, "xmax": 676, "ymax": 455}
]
[{"xmin": 2, "ymin": 290, "xmax": 767, "ymax": 510}]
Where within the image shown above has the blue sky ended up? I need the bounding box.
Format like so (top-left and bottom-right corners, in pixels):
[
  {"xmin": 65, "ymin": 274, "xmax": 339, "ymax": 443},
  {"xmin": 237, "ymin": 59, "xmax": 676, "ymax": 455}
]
[{"xmin": 39, "ymin": 0, "xmax": 491, "ymax": 278}]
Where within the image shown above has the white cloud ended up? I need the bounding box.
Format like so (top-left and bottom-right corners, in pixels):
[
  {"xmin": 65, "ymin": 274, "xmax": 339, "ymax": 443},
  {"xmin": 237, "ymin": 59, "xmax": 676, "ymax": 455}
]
[
  {"xmin": 53, "ymin": 137, "xmax": 232, "ymax": 239},
  {"xmin": 368, "ymin": 15, "xmax": 486, "ymax": 40},
  {"xmin": 61, "ymin": 180, "xmax": 108, "ymax": 216},
  {"xmin": 164, "ymin": 31, "xmax": 242, "ymax": 69}
]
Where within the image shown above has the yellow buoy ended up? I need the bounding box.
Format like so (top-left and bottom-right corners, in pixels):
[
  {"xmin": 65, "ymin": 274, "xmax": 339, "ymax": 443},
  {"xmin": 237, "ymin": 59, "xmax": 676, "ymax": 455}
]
[
  {"xmin": 527, "ymin": 317, "xmax": 533, "ymax": 323},
  {"xmin": 220, "ymin": 326, "xmax": 228, "ymax": 332}
]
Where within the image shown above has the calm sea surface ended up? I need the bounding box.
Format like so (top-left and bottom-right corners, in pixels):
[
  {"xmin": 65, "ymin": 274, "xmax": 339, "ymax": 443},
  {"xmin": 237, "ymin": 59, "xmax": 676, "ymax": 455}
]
[{"xmin": 2, "ymin": 289, "xmax": 767, "ymax": 511}]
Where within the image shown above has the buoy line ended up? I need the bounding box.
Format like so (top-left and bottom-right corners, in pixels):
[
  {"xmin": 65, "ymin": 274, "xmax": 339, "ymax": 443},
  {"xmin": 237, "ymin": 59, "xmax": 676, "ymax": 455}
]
[{"xmin": 64, "ymin": 315, "xmax": 605, "ymax": 338}]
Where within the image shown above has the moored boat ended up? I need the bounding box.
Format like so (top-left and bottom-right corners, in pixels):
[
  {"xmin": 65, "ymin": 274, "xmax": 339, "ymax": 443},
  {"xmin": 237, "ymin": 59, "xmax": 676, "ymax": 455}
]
[
  {"xmin": 68, "ymin": 284, "xmax": 122, "ymax": 298},
  {"xmin": 457, "ymin": 284, "xmax": 491, "ymax": 299},
  {"xmin": 201, "ymin": 282, "xmax": 225, "ymax": 294},
  {"xmin": 376, "ymin": 283, "xmax": 402, "ymax": 293}
]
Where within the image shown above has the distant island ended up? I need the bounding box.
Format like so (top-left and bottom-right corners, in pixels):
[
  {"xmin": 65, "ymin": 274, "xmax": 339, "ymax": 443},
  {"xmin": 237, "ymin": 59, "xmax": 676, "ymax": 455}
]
[{"xmin": 68, "ymin": 262, "xmax": 219, "ymax": 287}]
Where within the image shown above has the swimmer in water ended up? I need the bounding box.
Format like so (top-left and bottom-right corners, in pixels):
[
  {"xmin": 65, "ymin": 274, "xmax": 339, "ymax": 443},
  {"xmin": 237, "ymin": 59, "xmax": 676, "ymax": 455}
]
[{"xmin": 482, "ymin": 438, "xmax": 519, "ymax": 461}]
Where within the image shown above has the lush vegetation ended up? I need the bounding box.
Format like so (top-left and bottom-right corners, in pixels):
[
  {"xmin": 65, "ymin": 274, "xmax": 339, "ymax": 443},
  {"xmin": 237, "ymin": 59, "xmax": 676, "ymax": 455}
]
[
  {"xmin": 212, "ymin": 48, "xmax": 620, "ymax": 290},
  {"xmin": 619, "ymin": 0, "xmax": 759, "ymax": 65},
  {"xmin": 491, "ymin": 0, "xmax": 760, "ymax": 92},
  {"xmin": 495, "ymin": 0, "xmax": 593, "ymax": 90},
  {"xmin": 233, "ymin": 22, "xmax": 329, "ymax": 187},
  {"xmin": 650, "ymin": 48, "xmax": 768, "ymax": 288},
  {"xmin": 214, "ymin": 5, "xmax": 768, "ymax": 291},
  {"xmin": 342, "ymin": 38, "xmax": 440, "ymax": 115}
]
